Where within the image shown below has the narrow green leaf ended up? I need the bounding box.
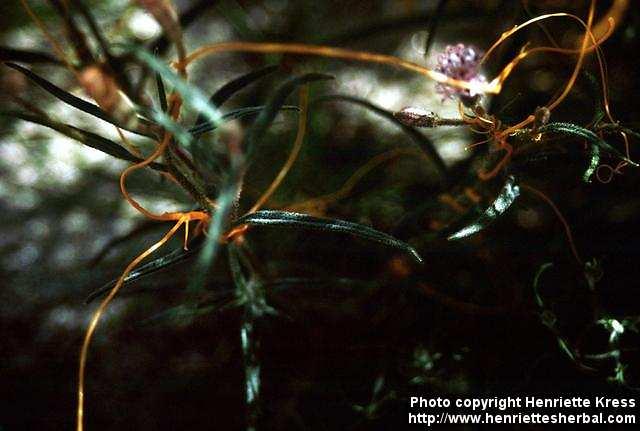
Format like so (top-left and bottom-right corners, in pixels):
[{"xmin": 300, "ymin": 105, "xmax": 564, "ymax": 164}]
[
  {"xmin": 4, "ymin": 62, "xmax": 148, "ymax": 136},
  {"xmin": 0, "ymin": 46, "xmax": 61, "ymax": 64},
  {"xmin": 128, "ymin": 46, "xmax": 224, "ymax": 129},
  {"xmin": 233, "ymin": 210, "xmax": 423, "ymax": 263},
  {"xmin": 532, "ymin": 262, "xmax": 553, "ymax": 308},
  {"xmin": 229, "ymin": 242, "xmax": 276, "ymax": 317},
  {"xmin": 143, "ymin": 106, "xmax": 193, "ymax": 149},
  {"xmin": 448, "ymin": 176, "xmax": 520, "ymax": 240},
  {"xmin": 228, "ymin": 242, "xmax": 249, "ymax": 290},
  {"xmin": 1, "ymin": 111, "xmax": 166, "ymax": 171},
  {"xmin": 245, "ymin": 73, "xmax": 334, "ymax": 155},
  {"xmin": 74, "ymin": 0, "xmax": 131, "ymax": 96},
  {"xmin": 313, "ymin": 94, "xmax": 448, "ymax": 183},
  {"xmin": 193, "ymin": 65, "xmax": 278, "ymax": 127},
  {"xmin": 86, "ymin": 241, "xmax": 202, "ymax": 303},
  {"xmin": 557, "ymin": 337, "xmax": 577, "ymax": 361},
  {"xmin": 189, "ymin": 105, "xmax": 299, "ymax": 137},
  {"xmin": 187, "ymin": 184, "xmax": 238, "ymax": 293},
  {"xmin": 583, "ymin": 144, "xmax": 600, "ymax": 183},
  {"xmin": 598, "ymin": 124, "xmax": 640, "ymax": 142},
  {"xmin": 155, "ymin": 71, "xmax": 168, "ymax": 112},
  {"xmin": 540, "ymin": 122, "xmax": 638, "ymax": 167}
]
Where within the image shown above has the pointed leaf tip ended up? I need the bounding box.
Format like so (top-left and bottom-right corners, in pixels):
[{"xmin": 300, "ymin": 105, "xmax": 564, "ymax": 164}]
[
  {"xmin": 448, "ymin": 176, "xmax": 520, "ymax": 240},
  {"xmin": 233, "ymin": 210, "xmax": 423, "ymax": 264}
]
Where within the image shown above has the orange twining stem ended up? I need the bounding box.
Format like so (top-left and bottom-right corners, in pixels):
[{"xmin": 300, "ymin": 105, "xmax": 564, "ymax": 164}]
[
  {"xmin": 284, "ymin": 147, "xmax": 428, "ymax": 215},
  {"xmin": 118, "ymin": 94, "xmax": 210, "ymax": 223},
  {"xmin": 115, "ymin": 126, "xmax": 144, "ymax": 158},
  {"xmin": 498, "ymin": 2, "xmax": 599, "ymax": 138},
  {"xmin": 480, "ymin": 13, "xmax": 599, "ymax": 67},
  {"xmin": 224, "ymin": 224, "xmax": 249, "ymax": 242},
  {"xmin": 477, "ymin": 141, "xmax": 513, "ymax": 181},
  {"xmin": 521, "ymin": 183, "xmax": 583, "ymax": 266},
  {"xmin": 591, "ymin": 0, "xmax": 628, "ymax": 45},
  {"xmin": 464, "ymin": 136, "xmax": 493, "ymax": 151},
  {"xmin": 468, "ymin": 1, "xmax": 611, "ymax": 143},
  {"xmin": 457, "ymin": 102, "xmax": 488, "ymax": 128},
  {"xmin": 493, "ymin": 17, "xmax": 613, "ymax": 107},
  {"xmin": 546, "ymin": 6, "xmax": 596, "ymax": 113},
  {"xmin": 120, "ymin": 158, "xmax": 208, "ymax": 222},
  {"xmin": 20, "ymin": 0, "xmax": 151, "ymax": 158},
  {"xmin": 79, "ymin": 78, "xmax": 206, "ymax": 431},
  {"xmin": 77, "ymin": 215, "xmax": 189, "ymax": 431},
  {"xmin": 248, "ymin": 85, "xmax": 310, "ymax": 214},
  {"xmin": 179, "ymin": 41, "xmax": 500, "ymax": 95},
  {"xmin": 19, "ymin": 0, "xmax": 76, "ymax": 73},
  {"xmin": 480, "ymin": 7, "xmax": 603, "ymax": 99}
]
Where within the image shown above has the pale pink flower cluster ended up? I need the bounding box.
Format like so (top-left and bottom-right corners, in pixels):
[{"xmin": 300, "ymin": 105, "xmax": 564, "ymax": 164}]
[{"xmin": 434, "ymin": 43, "xmax": 486, "ymax": 104}]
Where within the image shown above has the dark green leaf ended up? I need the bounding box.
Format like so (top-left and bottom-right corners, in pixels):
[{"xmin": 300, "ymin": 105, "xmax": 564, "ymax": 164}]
[
  {"xmin": 4, "ymin": 62, "xmax": 148, "ymax": 136},
  {"xmin": 189, "ymin": 105, "xmax": 299, "ymax": 137},
  {"xmin": 1, "ymin": 111, "xmax": 166, "ymax": 171},
  {"xmin": 187, "ymin": 183, "xmax": 239, "ymax": 293},
  {"xmin": 228, "ymin": 242, "xmax": 249, "ymax": 290},
  {"xmin": 598, "ymin": 124, "xmax": 640, "ymax": 142},
  {"xmin": 143, "ymin": 106, "xmax": 193, "ymax": 149},
  {"xmin": 229, "ymin": 242, "xmax": 276, "ymax": 317},
  {"xmin": 530, "ymin": 262, "xmax": 579, "ymax": 362},
  {"xmin": 557, "ymin": 337, "xmax": 577, "ymax": 362},
  {"xmin": 89, "ymin": 220, "xmax": 159, "ymax": 266},
  {"xmin": 129, "ymin": 46, "xmax": 224, "ymax": 129},
  {"xmin": 540, "ymin": 122, "xmax": 638, "ymax": 166},
  {"xmin": 313, "ymin": 94, "xmax": 448, "ymax": 183},
  {"xmin": 584, "ymin": 143, "xmax": 600, "ymax": 183},
  {"xmin": 86, "ymin": 241, "xmax": 202, "ymax": 303},
  {"xmin": 245, "ymin": 73, "xmax": 334, "ymax": 155},
  {"xmin": 532, "ymin": 262, "xmax": 553, "ymax": 308},
  {"xmin": 0, "ymin": 46, "xmax": 60, "ymax": 64},
  {"xmin": 448, "ymin": 176, "xmax": 520, "ymax": 240},
  {"xmin": 193, "ymin": 65, "xmax": 278, "ymax": 127},
  {"xmin": 155, "ymin": 71, "xmax": 168, "ymax": 112},
  {"xmin": 233, "ymin": 210, "xmax": 423, "ymax": 263}
]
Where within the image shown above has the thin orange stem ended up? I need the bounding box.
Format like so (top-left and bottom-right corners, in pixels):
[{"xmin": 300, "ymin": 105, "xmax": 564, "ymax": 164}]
[
  {"xmin": 115, "ymin": 127, "xmax": 143, "ymax": 159},
  {"xmin": 478, "ymin": 141, "xmax": 513, "ymax": 181},
  {"xmin": 285, "ymin": 148, "xmax": 425, "ymax": 213},
  {"xmin": 248, "ymin": 85, "xmax": 309, "ymax": 214},
  {"xmin": 180, "ymin": 41, "xmax": 500, "ymax": 95},
  {"xmin": 19, "ymin": 0, "xmax": 76, "ymax": 73},
  {"xmin": 21, "ymin": 0, "xmax": 148, "ymax": 161},
  {"xmin": 118, "ymin": 96, "xmax": 209, "ymax": 223},
  {"xmin": 591, "ymin": 0, "xmax": 628, "ymax": 43},
  {"xmin": 77, "ymin": 216, "xmax": 188, "ymax": 431},
  {"xmin": 546, "ymin": 3, "xmax": 596, "ymax": 113},
  {"xmin": 498, "ymin": 4, "xmax": 600, "ymax": 137},
  {"xmin": 521, "ymin": 183, "xmax": 583, "ymax": 266}
]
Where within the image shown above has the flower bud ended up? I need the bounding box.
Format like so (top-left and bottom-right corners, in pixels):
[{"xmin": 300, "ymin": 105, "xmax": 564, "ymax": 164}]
[{"xmin": 394, "ymin": 107, "xmax": 439, "ymax": 127}]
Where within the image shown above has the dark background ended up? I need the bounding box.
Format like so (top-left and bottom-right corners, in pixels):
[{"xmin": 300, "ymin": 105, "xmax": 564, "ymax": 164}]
[{"xmin": 1, "ymin": 0, "xmax": 639, "ymax": 429}]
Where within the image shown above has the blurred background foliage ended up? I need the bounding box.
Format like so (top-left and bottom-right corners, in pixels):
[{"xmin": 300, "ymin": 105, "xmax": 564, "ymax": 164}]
[{"xmin": 1, "ymin": 0, "xmax": 640, "ymax": 429}]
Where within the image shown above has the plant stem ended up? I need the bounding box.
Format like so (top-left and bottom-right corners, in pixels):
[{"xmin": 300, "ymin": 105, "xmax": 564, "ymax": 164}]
[
  {"xmin": 164, "ymin": 144, "xmax": 216, "ymax": 210},
  {"xmin": 241, "ymin": 317, "xmax": 261, "ymax": 431}
]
